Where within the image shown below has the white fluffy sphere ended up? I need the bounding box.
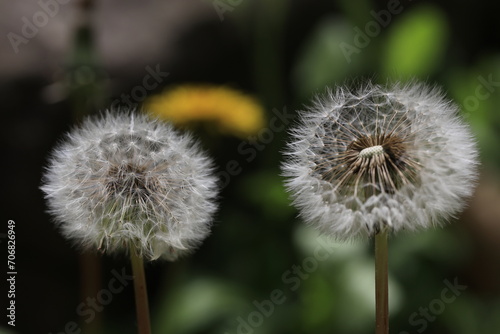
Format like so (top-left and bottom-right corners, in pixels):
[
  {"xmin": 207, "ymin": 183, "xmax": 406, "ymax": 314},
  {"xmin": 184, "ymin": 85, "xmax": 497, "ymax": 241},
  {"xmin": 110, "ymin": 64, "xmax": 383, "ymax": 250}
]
[
  {"xmin": 41, "ymin": 111, "xmax": 219, "ymax": 261},
  {"xmin": 282, "ymin": 82, "xmax": 479, "ymax": 240}
]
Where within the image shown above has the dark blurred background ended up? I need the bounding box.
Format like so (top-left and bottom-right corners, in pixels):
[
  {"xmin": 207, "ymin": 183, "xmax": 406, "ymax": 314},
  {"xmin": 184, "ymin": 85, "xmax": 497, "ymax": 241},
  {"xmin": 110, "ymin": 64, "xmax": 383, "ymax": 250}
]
[{"xmin": 1, "ymin": 0, "xmax": 500, "ymax": 333}]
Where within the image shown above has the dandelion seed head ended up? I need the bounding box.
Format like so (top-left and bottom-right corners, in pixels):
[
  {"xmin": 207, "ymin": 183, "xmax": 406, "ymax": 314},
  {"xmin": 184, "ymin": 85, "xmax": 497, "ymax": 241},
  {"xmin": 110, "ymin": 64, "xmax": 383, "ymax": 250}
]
[
  {"xmin": 41, "ymin": 111, "xmax": 219, "ymax": 261},
  {"xmin": 282, "ymin": 81, "xmax": 479, "ymax": 240}
]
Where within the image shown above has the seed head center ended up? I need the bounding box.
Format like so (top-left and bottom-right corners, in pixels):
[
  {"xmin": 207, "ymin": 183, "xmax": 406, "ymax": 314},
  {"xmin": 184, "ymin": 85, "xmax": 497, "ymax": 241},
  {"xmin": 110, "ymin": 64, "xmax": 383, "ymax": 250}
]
[{"xmin": 358, "ymin": 145, "xmax": 384, "ymax": 159}]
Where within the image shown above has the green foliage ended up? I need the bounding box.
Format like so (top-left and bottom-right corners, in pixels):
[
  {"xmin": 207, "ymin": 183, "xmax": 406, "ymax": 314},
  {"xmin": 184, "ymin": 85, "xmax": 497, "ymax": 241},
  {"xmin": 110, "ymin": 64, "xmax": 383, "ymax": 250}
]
[
  {"xmin": 446, "ymin": 56, "xmax": 500, "ymax": 170},
  {"xmin": 382, "ymin": 5, "xmax": 449, "ymax": 78},
  {"xmin": 154, "ymin": 277, "xmax": 246, "ymax": 333},
  {"xmin": 293, "ymin": 17, "xmax": 362, "ymax": 100}
]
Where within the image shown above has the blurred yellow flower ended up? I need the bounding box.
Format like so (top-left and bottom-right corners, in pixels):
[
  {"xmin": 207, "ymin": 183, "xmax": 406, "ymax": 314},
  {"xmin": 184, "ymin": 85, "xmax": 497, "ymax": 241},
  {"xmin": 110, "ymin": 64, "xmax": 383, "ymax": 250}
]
[{"xmin": 145, "ymin": 85, "xmax": 266, "ymax": 138}]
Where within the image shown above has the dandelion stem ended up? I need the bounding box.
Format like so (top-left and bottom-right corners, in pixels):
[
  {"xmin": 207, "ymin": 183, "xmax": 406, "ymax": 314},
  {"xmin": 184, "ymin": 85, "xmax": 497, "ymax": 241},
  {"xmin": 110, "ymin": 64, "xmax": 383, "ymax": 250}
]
[
  {"xmin": 375, "ymin": 229, "xmax": 389, "ymax": 334},
  {"xmin": 130, "ymin": 245, "xmax": 151, "ymax": 334}
]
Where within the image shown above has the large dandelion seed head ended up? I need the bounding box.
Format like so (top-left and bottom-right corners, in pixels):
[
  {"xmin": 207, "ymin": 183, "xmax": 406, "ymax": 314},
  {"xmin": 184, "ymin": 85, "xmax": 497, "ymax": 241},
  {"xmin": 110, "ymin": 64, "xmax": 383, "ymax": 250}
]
[
  {"xmin": 282, "ymin": 82, "xmax": 479, "ymax": 240},
  {"xmin": 41, "ymin": 111, "xmax": 218, "ymax": 261}
]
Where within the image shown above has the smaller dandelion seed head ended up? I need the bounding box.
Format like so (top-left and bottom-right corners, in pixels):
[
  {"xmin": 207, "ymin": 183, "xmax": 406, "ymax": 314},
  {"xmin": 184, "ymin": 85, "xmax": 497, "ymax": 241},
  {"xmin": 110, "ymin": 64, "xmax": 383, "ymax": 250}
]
[
  {"xmin": 41, "ymin": 111, "xmax": 219, "ymax": 261},
  {"xmin": 282, "ymin": 81, "xmax": 479, "ymax": 240}
]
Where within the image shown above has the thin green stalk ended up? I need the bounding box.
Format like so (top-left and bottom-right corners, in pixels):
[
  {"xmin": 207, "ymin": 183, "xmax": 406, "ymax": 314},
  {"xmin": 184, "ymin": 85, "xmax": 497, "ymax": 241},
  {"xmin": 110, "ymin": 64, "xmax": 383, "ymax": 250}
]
[
  {"xmin": 375, "ymin": 229, "xmax": 389, "ymax": 334},
  {"xmin": 130, "ymin": 245, "xmax": 151, "ymax": 334}
]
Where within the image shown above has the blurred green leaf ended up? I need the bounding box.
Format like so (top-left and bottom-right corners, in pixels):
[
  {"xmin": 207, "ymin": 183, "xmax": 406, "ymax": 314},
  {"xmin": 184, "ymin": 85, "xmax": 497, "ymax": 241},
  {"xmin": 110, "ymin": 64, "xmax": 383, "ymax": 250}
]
[
  {"xmin": 154, "ymin": 277, "xmax": 245, "ymax": 334},
  {"xmin": 292, "ymin": 224, "xmax": 363, "ymax": 262},
  {"xmin": 445, "ymin": 297, "xmax": 500, "ymax": 334},
  {"xmin": 446, "ymin": 56, "xmax": 500, "ymax": 170},
  {"xmin": 300, "ymin": 274, "xmax": 335, "ymax": 330},
  {"xmin": 292, "ymin": 224, "xmax": 403, "ymax": 332},
  {"xmin": 241, "ymin": 171, "xmax": 295, "ymax": 220},
  {"xmin": 382, "ymin": 5, "xmax": 449, "ymax": 78},
  {"xmin": 293, "ymin": 17, "xmax": 360, "ymax": 100},
  {"xmin": 390, "ymin": 228, "xmax": 468, "ymax": 269},
  {"xmin": 337, "ymin": 0, "xmax": 373, "ymax": 26}
]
